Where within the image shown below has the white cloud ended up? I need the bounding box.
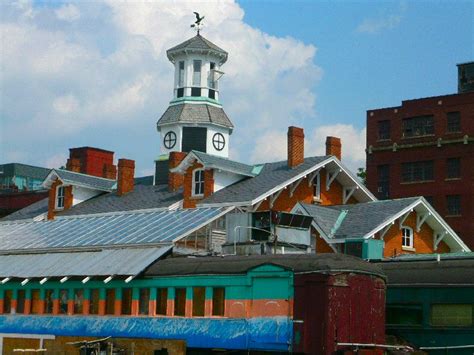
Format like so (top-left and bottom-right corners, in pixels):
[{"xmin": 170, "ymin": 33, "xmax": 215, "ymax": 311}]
[
  {"xmin": 55, "ymin": 4, "xmax": 81, "ymax": 22},
  {"xmin": 44, "ymin": 153, "xmax": 68, "ymax": 169},
  {"xmin": 356, "ymin": 14, "xmax": 402, "ymax": 34},
  {"xmin": 1, "ymin": 0, "xmax": 323, "ymax": 173}
]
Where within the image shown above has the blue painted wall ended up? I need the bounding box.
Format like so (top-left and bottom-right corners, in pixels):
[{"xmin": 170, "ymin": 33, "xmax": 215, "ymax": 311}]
[{"xmin": 0, "ymin": 315, "xmax": 292, "ymax": 351}]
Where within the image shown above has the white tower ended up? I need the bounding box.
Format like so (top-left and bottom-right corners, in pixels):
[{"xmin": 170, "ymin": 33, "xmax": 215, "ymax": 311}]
[{"xmin": 156, "ymin": 33, "xmax": 234, "ymax": 158}]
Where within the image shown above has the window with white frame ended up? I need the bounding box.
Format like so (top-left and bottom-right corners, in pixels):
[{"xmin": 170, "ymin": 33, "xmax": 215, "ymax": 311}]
[
  {"xmin": 401, "ymin": 227, "xmax": 413, "ymax": 248},
  {"xmin": 56, "ymin": 186, "xmax": 65, "ymax": 209},
  {"xmin": 193, "ymin": 169, "xmax": 205, "ymax": 196},
  {"xmin": 313, "ymin": 173, "xmax": 321, "ymax": 201}
]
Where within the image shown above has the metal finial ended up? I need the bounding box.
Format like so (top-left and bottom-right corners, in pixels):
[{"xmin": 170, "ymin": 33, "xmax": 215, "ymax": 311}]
[{"xmin": 190, "ymin": 12, "xmax": 205, "ymax": 35}]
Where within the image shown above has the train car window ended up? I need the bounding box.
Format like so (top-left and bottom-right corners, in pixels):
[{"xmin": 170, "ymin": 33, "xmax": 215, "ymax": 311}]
[
  {"xmin": 156, "ymin": 288, "xmax": 168, "ymax": 315},
  {"xmin": 431, "ymin": 304, "xmax": 473, "ymax": 327},
  {"xmin": 105, "ymin": 289, "xmax": 115, "ymax": 315},
  {"xmin": 212, "ymin": 287, "xmax": 225, "ymax": 316},
  {"xmin": 44, "ymin": 289, "xmax": 54, "ymax": 314},
  {"xmin": 31, "ymin": 289, "xmax": 41, "ymax": 314},
  {"xmin": 192, "ymin": 287, "xmax": 205, "ymax": 317},
  {"xmin": 121, "ymin": 288, "xmax": 132, "ymax": 315},
  {"xmin": 139, "ymin": 288, "xmax": 150, "ymax": 315},
  {"xmin": 16, "ymin": 290, "xmax": 26, "ymax": 313},
  {"xmin": 89, "ymin": 289, "xmax": 99, "ymax": 315},
  {"xmin": 386, "ymin": 304, "xmax": 423, "ymax": 325},
  {"xmin": 174, "ymin": 288, "xmax": 186, "ymax": 316},
  {"xmin": 59, "ymin": 289, "xmax": 69, "ymax": 314},
  {"xmin": 74, "ymin": 289, "xmax": 84, "ymax": 314}
]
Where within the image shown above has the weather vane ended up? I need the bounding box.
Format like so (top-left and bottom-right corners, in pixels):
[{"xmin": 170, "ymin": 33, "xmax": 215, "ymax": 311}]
[{"xmin": 191, "ymin": 12, "xmax": 204, "ymax": 35}]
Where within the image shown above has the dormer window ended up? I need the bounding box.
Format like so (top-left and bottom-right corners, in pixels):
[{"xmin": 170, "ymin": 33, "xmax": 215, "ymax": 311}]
[
  {"xmin": 401, "ymin": 226, "xmax": 413, "ymax": 248},
  {"xmin": 313, "ymin": 173, "xmax": 321, "ymax": 202},
  {"xmin": 192, "ymin": 169, "xmax": 204, "ymax": 196},
  {"xmin": 56, "ymin": 186, "xmax": 65, "ymax": 209}
]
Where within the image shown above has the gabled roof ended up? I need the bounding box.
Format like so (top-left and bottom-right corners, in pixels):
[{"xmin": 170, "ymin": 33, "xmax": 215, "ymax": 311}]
[
  {"xmin": 157, "ymin": 103, "xmax": 234, "ymax": 130},
  {"xmin": 296, "ymin": 197, "xmax": 470, "ymax": 252},
  {"xmin": 0, "ymin": 163, "xmax": 50, "ymax": 180},
  {"xmin": 58, "ymin": 184, "xmax": 183, "ymax": 217},
  {"xmin": 43, "ymin": 169, "xmax": 116, "ymax": 191},
  {"xmin": 199, "ymin": 156, "xmax": 376, "ymax": 207},
  {"xmin": 172, "ymin": 150, "xmax": 257, "ymax": 177},
  {"xmin": 0, "ymin": 206, "xmax": 233, "ymax": 253},
  {"xmin": 0, "ymin": 246, "xmax": 172, "ymax": 279},
  {"xmin": 167, "ymin": 34, "xmax": 228, "ymax": 63}
]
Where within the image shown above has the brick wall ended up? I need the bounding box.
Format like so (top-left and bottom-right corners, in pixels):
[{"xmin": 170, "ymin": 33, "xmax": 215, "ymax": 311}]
[
  {"xmin": 183, "ymin": 161, "xmax": 214, "ymax": 209},
  {"xmin": 366, "ymin": 91, "xmax": 474, "ymax": 249},
  {"xmin": 379, "ymin": 213, "xmax": 450, "ymax": 257}
]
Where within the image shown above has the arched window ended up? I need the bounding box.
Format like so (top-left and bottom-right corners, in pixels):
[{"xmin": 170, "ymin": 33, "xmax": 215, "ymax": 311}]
[
  {"xmin": 192, "ymin": 169, "xmax": 205, "ymax": 196},
  {"xmin": 401, "ymin": 226, "xmax": 413, "ymax": 248}
]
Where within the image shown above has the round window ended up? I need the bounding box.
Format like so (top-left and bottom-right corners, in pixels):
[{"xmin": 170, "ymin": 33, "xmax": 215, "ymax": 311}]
[
  {"xmin": 163, "ymin": 131, "xmax": 177, "ymax": 149},
  {"xmin": 212, "ymin": 133, "xmax": 226, "ymax": 151}
]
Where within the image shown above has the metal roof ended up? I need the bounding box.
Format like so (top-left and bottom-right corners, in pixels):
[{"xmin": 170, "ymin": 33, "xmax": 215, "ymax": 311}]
[
  {"xmin": 0, "ymin": 206, "xmax": 232, "ymax": 252},
  {"xmin": 0, "ymin": 246, "xmax": 172, "ymax": 278},
  {"xmin": 45, "ymin": 169, "xmax": 117, "ymax": 191},
  {"xmin": 157, "ymin": 103, "xmax": 234, "ymax": 129},
  {"xmin": 166, "ymin": 34, "xmax": 228, "ymax": 63},
  {"xmin": 145, "ymin": 253, "xmax": 386, "ymax": 279}
]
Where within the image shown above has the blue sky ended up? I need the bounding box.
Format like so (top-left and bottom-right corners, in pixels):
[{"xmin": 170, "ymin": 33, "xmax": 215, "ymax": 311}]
[{"xmin": 1, "ymin": 1, "xmax": 473, "ymax": 176}]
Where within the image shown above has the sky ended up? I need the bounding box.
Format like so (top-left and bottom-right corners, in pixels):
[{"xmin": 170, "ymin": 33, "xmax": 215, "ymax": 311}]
[{"xmin": 1, "ymin": 0, "xmax": 473, "ymax": 176}]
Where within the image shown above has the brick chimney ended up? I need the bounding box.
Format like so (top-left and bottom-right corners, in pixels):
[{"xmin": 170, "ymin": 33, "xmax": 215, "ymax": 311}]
[
  {"xmin": 168, "ymin": 151, "xmax": 187, "ymax": 192},
  {"xmin": 117, "ymin": 159, "xmax": 135, "ymax": 196},
  {"xmin": 288, "ymin": 126, "xmax": 305, "ymax": 168},
  {"xmin": 66, "ymin": 158, "xmax": 81, "ymax": 173},
  {"xmin": 326, "ymin": 136, "xmax": 342, "ymax": 160},
  {"xmin": 103, "ymin": 163, "xmax": 117, "ymax": 180}
]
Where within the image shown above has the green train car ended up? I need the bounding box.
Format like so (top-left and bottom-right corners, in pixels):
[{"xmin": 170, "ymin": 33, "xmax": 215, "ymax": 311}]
[{"xmin": 377, "ymin": 253, "xmax": 474, "ymax": 354}]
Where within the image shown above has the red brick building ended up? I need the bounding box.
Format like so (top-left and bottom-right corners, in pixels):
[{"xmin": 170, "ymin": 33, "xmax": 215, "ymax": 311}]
[{"xmin": 366, "ymin": 62, "xmax": 474, "ymax": 249}]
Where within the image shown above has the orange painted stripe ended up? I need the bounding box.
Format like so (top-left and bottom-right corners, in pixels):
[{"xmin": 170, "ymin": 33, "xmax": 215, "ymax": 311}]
[
  {"xmin": 67, "ymin": 300, "xmax": 74, "ymax": 315},
  {"xmin": 148, "ymin": 300, "xmax": 156, "ymax": 316},
  {"xmin": 250, "ymin": 299, "xmax": 291, "ymax": 317},
  {"xmin": 114, "ymin": 300, "xmax": 122, "ymax": 316},
  {"xmin": 11, "ymin": 299, "xmax": 18, "ymax": 314},
  {"xmin": 82, "ymin": 299, "xmax": 90, "ymax": 315},
  {"xmin": 131, "ymin": 300, "xmax": 139, "ymax": 316},
  {"xmin": 98, "ymin": 300, "xmax": 106, "ymax": 316},
  {"xmin": 166, "ymin": 299, "xmax": 174, "ymax": 316},
  {"xmin": 204, "ymin": 299, "xmax": 212, "ymax": 317},
  {"xmin": 24, "ymin": 299, "xmax": 31, "ymax": 315},
  {"xmin": 0, "ymin": 299, "xmax": 4, "ymax": 314},
  {"xmin": 52, "ymin": 299, "xmax": 59, "ymax": 315},
  {"xmin": 185, "ymin": 300, "xmax": 192, "ymax": 317}
]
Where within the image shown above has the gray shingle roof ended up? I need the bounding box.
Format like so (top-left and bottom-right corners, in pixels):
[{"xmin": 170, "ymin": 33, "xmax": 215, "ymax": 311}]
[
  {"xmin": 167, "ymin": 34, "xmax": 228, "ymax": 62},
  {"xmin": 200, "ymin": 156, "xmax": 330, "ymax": 206},
  {"xmin": 145, "ymin": 253, "xmax": 385, "ymax": 279},
  {"xmin": 0, "ymin": 197, "xmax": 48, "ymax": 222},
  {"xmin": 157, "ymin": 103, "xmax": 234, "ymax": 129},
  {"xmin": 53, "ymin": 169, "xmax": 116, "ymax": 191},
  {"xmin": 58, "ymin": 184, "xmax": 182, "ymax": 216},
  {"xmin": 0, "ymin": 163, "xmax": 50, "ymax": 180},
  {"xmin": 300, "ymin": 197, "xmax": 421, "ymax": 239},
  {"xmin": 192, "ymin": 151, "xmax": 256, "ymax": 177}
]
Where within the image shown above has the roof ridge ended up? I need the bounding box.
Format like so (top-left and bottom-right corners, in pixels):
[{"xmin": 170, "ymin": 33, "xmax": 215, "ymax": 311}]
[{"xmin": 54, "ymin": 168, "xmax": 116, "ymax": 182}]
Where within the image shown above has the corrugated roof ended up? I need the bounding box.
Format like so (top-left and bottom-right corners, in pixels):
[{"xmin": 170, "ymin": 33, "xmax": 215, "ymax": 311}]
[
  {"xmin": 0, "ymin": 163, "xmax": 50, "ymax": 180},
  {"xmin": 200, "ymin": 156, "xmax": 329, "ymax": 206},
  {"xmin": 52, "ymin": 169, "xmax": 116, "ymax": 191},
  {"xmin": 192, "ymin": 151, "xmax": 256, "ymax": 177},
  {"xmin": 157, "ymin": 103, "xmax": 234, "ymax": 129},
  {"xmin": 145, "ymin": 253, "xmax": 386, "ymax": 279},
  {"xmin": 0, "ymin": 206, "xmax": 232, "ymax": 252},
  {"xmin": 0, "ymin": 246, "xmax": 172, "ymax": 278},
  {"xmin": 167, "ymin": 34, "xmax": 228, "ymax": 62}
]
